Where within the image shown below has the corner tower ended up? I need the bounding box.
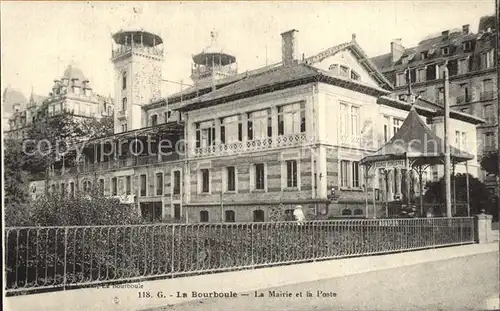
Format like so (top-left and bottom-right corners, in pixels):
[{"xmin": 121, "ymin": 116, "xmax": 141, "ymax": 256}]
[
  {"xmin": 111, "ymin": 29, "xmax": 164, "ymax": 133},
  {"xmin": 191, "ymin": 31, "xmax": 237, "ymax": 87}
]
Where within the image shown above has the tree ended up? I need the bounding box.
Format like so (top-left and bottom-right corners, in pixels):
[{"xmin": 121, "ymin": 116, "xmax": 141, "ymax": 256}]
[
  {"xmin": 424, "ymin": 173, "xmax": 498, "ymax": 219},
  {"xmin": 480, "ymin": 150, "xmax": 499, "ymax": 177},
  {"xmin": 4, "ymin": 137, "xmax": 32, "ymax": 226},
  {"xmin": 79, "ymin": 114, "xmax": 114, "ymax": 139}
]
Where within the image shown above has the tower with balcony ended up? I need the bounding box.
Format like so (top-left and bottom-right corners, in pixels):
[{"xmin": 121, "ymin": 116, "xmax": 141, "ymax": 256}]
[
  {"xmin": 191, "ymin": 31, "xmax": 237, "ymax": 87},
  {"xmin": 111, "ymin": 29, "xmax": 164, "ymax": 133}
]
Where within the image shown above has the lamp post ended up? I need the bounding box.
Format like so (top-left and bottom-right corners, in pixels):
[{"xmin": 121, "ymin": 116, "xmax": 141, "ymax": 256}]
[{"xmin": 443, "ymin": 67, "xmax": 452, "ymax": 218}]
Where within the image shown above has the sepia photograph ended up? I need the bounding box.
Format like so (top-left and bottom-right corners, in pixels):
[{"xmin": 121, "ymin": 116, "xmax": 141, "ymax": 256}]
[{"xmin": 1, "ymin": 1, "xmax": 499, "ymax": 310}]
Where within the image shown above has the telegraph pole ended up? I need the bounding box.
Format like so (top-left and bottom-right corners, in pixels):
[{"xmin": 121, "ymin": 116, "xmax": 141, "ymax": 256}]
[{"xmin": 443, "ymin": 67, "xmax": 452, "ymax": 217}]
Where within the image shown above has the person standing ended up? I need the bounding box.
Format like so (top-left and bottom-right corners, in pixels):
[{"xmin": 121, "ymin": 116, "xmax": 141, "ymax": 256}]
[{"xmin": 293, "ymin": 205, "xmax": 305, "ymax": 225}]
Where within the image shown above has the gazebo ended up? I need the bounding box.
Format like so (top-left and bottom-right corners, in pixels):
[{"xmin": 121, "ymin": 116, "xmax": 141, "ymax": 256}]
[{"xmin": 360, "ymin": 105, "xmax": 474, "ymax": 217}]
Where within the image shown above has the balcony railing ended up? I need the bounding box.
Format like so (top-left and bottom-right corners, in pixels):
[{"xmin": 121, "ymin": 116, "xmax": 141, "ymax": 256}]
[
  {"xmin": 5, "ymin": 217, "xmax": 474, "ymax": 295},
  {"xmin": 116, "ymin": 110, "xmax": 127, "ymax": 120},
  {"xmin": 194, "ymin": 133, "xmax": 308, "ymax": 157},
  {"xmin": 340, "ymin": 134, "xmax": 361, "ymax": 146},
  {"xmin": 112, "ymin": 45, "xmax": 163, "ymax": 59},
  {"xmin": 480, "ymin": 91, "xmax": 495, "ymax": 101}
]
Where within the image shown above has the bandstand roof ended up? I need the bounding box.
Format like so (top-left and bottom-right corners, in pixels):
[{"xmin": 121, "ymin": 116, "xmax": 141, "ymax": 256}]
[{"xmin": 360, "ymin": 106, "xmax": 474, "ymax": 167}]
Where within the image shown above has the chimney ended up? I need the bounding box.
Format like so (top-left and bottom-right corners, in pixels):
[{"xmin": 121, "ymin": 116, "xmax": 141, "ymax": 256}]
[
  {"xmin": 281, "ymin": 29, "xmax": 299, "ymax": 66},
  {"xmin": 462, "ymin": 24, "xmax": 470, "ymax": 34},
  {"xmin": 390, "ymin": 39, "xmax": 404, "ymax": 64},
  {"xmin": 441, "ymin": 30, "xmax": 449, "ymax": 39}
]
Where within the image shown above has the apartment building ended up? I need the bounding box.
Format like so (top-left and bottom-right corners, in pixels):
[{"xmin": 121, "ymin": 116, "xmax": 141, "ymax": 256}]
[{"xmin": 371, "ymin": 14, "xmax": 498, "ymax": 192}]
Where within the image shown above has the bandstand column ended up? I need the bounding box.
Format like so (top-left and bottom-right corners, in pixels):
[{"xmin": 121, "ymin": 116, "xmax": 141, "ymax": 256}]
[
  {"xmin": 387, "ymin": 169, "xmax": 394, "ymax": 201},
  {"xmin": 395, "ymin": 168, "xmax": 402, "ymax": 198}
]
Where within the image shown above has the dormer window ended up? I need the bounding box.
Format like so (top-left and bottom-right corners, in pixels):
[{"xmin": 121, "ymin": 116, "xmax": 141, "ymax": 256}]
[
  {"xmin": 339, "ymin": 66, "xmax": 349, "ymax": 78},
  {"xmin": 463, "ymin": 41, "xmax": 472, "ymax": 51},
  {"xmin": 401, "ymin": 57, "xmax": 409, "ymax": 64},
  {"xmin": 329, "ymin": 64, "xmax": 339, "ymax": 73},
  {"xmin": 350, "ymin": 70, "xmax": 360, "ymax": 81},
  {"xmin": 441, "ymin": 46, "xmax": 450, "ymax": 56},
  {"xmin": 421, "ymin": 51, "xmax": 428, "ymax": 60}
]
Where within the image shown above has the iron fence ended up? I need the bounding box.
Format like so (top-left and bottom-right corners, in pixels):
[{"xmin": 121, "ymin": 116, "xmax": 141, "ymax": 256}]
[{"xmin": 4, "ymin": 217, "xmax": 474, "ymax": 295}]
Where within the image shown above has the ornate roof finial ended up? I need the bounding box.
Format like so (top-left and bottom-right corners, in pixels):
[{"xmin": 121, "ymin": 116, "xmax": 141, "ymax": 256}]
[
  {"xmin": 210, "ymin": 30, "xmax": 218, "ymax": 43},
  {"xmin": 351, "ymin": 33, "xmax": 356, "ymax": 42}
]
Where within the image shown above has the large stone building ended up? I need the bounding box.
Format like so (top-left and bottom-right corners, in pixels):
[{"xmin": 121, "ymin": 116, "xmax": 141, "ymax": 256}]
[
  {"xmin": 36, "ymin": 27, "xmax": 484, "ymax": 222},
  {"xmin": 3, "ymin": 65, "xmax": 114, "ymax": 139},
  {"xmin": 371, "ymin": 14, "xmax": 498, "ymax": 192}
]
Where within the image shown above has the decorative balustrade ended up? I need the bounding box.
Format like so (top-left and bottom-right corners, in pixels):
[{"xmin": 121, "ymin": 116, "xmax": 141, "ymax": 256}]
[
  {"xmin": 112, "ymin": 45, "xmax": 163, "ymax": 59},
  {"xmin": 193, "ymin": 133, "xmax": 308, "ymax": 157},
  {"xmin": 340, "ymin": 134, "xmax": 361, "ymax": 146}
]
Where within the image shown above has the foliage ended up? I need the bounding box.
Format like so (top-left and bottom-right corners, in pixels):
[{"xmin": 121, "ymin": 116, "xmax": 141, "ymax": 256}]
[
  {"xmin": 424, "ymin": 173, "xmax": 498, "ymax": 218},
  {"xmin": 4, "ymin": 137, "xmax": 32, "ymax": 226},
  {"xmin": 79, "ymin": 114, "xmax": 114, "ymax": 139},
  {"xmin": 480, "ymin": 150, "xmax": 499, "ymax": 177},
  {"xmin": 30, "ymin": 184, "xmax": 143, "ymax": 226}
]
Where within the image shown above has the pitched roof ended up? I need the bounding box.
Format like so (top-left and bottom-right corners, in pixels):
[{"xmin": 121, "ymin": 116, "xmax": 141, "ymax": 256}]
[
  {"xmin": 2, "ymin": 88, "xmax": 27, "ymax": 113},
  {"xmin": 304, "ymin": 38, "xmax": 394, "ymax": 90},
  {"xmin": 360, "ymin": 106, "xmax": 474, "ymax": 166},
  {"xmin": 177, "ymin": 62, "xmax": 392, "ymax": 112}
]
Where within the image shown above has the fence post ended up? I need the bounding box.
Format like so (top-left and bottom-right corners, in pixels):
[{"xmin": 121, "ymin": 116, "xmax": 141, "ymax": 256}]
[
  {"xmin": 474, "ymin": 211, "xmax": 493, "ymax": 244},
  {"xmin": 171, "ymin": 225, "xmax": 175, "ymax": 277},
  {"xmin": 63, "ymin": 227, "xmax": 68, "ymax": 291},
  {"xmin": 251, "ymin": 224, "xmax": 254, "ymax": 268}
]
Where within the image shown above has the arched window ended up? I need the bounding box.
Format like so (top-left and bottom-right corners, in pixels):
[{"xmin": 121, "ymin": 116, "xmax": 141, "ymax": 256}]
[
  {"xmin": 341, "ymin": 208, "xmax": 352, "ymax": 216},
  {"xmin": 200, "ymin": 210, "xmax": 209, "ymax": 222},
  {"xmin": 253, "ymin": 210, "xmax": 265, "ymax": 222},
  {"xmin": 354, "ymin": 209, "xmax": 363, "ymax": 215},
  {"xmin": 151, "ymin": 114, "xmax": 158, "ymax": 126},
  {"xmin": 225, "ymin": 210, "xmax": 235, "ymax": 222},
  {"xmin": 122, "ymin": 71, "xmax": 127, "ymax": 90}
]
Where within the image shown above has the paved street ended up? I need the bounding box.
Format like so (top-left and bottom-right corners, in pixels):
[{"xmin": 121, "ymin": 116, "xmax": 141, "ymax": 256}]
[{"xmin": 144, "ymin": 251, "xmax": 499, "ymax": 311}]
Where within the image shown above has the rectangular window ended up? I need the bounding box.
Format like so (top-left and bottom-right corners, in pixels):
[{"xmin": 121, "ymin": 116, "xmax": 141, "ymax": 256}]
[
  {"xmin": 156, "ymin": 172, "xmax": 163, "ymax": 196},
  {"xmin": 248, "ymin": 109, "xmax": 270, "ymax": 140},
  {"xmin": 340, "ymin": 160, "xmax": 349, "ymax": 188},
  {"xmin": 350, "ymin": 106, "xmax": 359, "ymax": 136},
  {"xmin": 352, "ymin": 161, "xmax": 360, "ymax": 188},
  {"xmin": 441, "ymin": 46, "xmax": 450, "ymax": 55},
  {"xmin": 421, "ymin": 51, "xmax": 428, "ymax": 60},
  {"xmin": 286, "ymin": 160, "xmax": 298, "ymax": 188},
  {"xmin": 122, "ymin": 97, "xmax": 127, "ymax": 111},
  {"xmin": 126, "ymin": 176, "xmax": 131, "ymax": 195},
  {"xmin": 417, "ymin": 68, "xmax": 426, "ymax": 82},
  {"xmin": 151, "ymin": 115, "xmax": 158, "ymax": 126},
  {"xmin": 484, "ymin": 104, "xmax": 494, "ymax": 123},
  {"xmin": 140, "ymin": 174, "xmax": 147, "ymax": 197},
  {"xmin": 201, "ymin": 169, "xmax": 210, "ymax": 193},
  {"xmin": 227, "ymin": 166, "xmax": 236, "ymax": 191},
  {"xmin": 340, "ymin": 103, "xmax": 348, "ymax": 135},
  {"xmin": 111, "ymin": 177, "xmax": 117, "ymax": 196},
  {"xmin": 393, "ymin": 118, "xmax": 403, "ymax": 134},
  {"xmin": 463, "ymin": 41, "xmax": 472, "ymax": 51},
  {"xmin": 173, "ymin": 171, "xmax": 181, "ymax": 195},
  {"xmin": 70, "ymin": 182, "xmax": 75, "ymax": 197},
  {"xmin": 482, "ymin": 50, "xmax": 495, "ymax": 69},
  {"xmin": 458, "ymin": 58, "xmax": 469, "ymax": 75},
  {"xmin": 174, "ymin": 204, "xmax": 181, "ymax": 220},
  {"xmin": 221, "ymin": 115, "xmax": 241, "ymax": 143},
  {"xmin": 339, "ymin": 65, "xmax": 349, "ymax": 77},
  {"xmin": 122, "ymin": 72, "xmax": 127, "ymax": 90},
  {"xmin": 396, "ymin": 73, "xmax": 406, "ymax": 86},
  {"xmin": 461, "ymin": 132, "xmax": 467, "ymax": 150},
  {"xmin": 455, "ymin": 131, "xmax": 461, "ymax": 148},
  {"xmin": 196, "ymin": 120, "xmax": 216, "ymax": 148},
  {"xmin": 61, "ymin": 183, "xmax": 66, "ymax": 196},
  {"xmin": 255, "ymin": 163, "xmax": 265, "ymax": 190},
  {"xmin": 200, "ymin": 211, "xmax": 209, "ymax": 222},
  {"xmin": 484, "ymin": 132, "xmax": 495, "ymax": 149}
]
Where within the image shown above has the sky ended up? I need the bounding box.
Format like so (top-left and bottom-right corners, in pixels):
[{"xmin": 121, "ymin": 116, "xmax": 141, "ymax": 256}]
[{"xmin": 1, "ymin": 1, "xmax": 496, "ymax": 100}]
